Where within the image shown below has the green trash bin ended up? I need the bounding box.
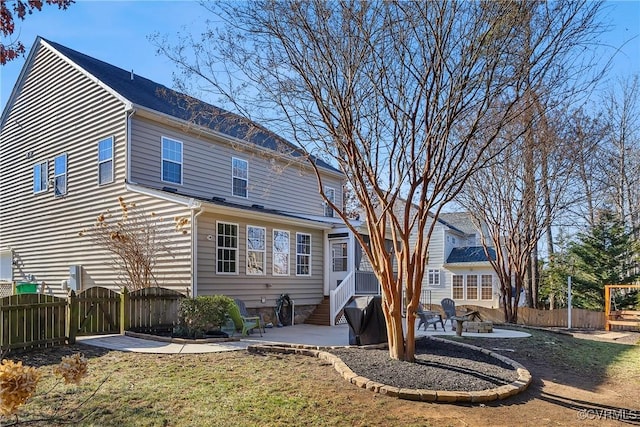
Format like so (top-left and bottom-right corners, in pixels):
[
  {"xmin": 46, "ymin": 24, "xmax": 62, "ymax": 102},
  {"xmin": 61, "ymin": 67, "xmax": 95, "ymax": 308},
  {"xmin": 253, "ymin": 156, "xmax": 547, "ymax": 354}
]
[{"xmin": 16, "ymin": 282, "xmax": 38, "ymax": 294}]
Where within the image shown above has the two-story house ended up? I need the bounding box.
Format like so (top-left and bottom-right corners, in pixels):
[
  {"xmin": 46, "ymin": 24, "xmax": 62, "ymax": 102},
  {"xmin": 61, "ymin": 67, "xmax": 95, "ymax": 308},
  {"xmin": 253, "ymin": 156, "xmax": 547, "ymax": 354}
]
[
  {"xmin": 420, "ymin": 212, "xmax": 500, "ymax": 309},
  {"xmin": 0, "ymin": 37, "xmax": 362, "ymax": 322}
]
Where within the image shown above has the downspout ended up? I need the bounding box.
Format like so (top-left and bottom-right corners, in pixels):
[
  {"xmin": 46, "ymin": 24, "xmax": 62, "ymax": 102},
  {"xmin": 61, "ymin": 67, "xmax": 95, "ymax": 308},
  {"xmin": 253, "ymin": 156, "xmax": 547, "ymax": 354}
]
[{"xmin": 190, "ymin": 200, "xmax": 204, "ymax": 297}]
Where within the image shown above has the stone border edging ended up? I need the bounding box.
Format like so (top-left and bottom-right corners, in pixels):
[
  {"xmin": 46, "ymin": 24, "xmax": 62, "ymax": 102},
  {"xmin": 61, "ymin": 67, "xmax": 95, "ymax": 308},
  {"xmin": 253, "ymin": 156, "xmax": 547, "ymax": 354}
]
[
  {"xmin": 247, "ymin": 337, "xmax": 531, "ymax": 403},
  {"xmin": 124, "ymin": 330, "xmax": 240, "ymax": 344}
]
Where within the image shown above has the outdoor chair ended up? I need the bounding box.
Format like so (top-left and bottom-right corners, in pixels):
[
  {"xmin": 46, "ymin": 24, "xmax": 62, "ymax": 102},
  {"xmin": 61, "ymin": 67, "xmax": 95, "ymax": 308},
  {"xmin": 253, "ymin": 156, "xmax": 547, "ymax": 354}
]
[
  {"xmin": 416, "ymin": 304, "xmax": 446, "ymax": 331},
  {"xmin": 234, "ymin": 298, "xmax": 265, "ymax": 333},
  {"xmin": 229, "ymin": 300, "xmax": 262, "ymax": 336},
  {"xmin": 440, "ymin": 298, "xmax": 458, "ymax": 329},
  {"xmin": 228, "ymin": 301, "xmax": 262, "ymax": 336}
]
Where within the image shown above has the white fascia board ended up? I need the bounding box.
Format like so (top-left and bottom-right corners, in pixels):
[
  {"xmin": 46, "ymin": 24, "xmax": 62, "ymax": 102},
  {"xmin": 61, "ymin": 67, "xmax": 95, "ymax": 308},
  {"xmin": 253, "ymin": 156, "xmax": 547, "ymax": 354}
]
[
  {"xmin": 131, "ymin": 105, "xmax": 345, "ymax": 179},
  {"xmin": 41, "ymin": 39, "xmax": 133, "ymax": 111}
]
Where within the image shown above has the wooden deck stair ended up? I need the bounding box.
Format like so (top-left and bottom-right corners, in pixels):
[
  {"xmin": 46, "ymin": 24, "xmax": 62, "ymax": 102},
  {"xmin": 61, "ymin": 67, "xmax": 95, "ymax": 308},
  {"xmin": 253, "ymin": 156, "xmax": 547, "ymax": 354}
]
[{"xmin": 305, "ymin": 296, "xmax": 332, "ymax": 326}]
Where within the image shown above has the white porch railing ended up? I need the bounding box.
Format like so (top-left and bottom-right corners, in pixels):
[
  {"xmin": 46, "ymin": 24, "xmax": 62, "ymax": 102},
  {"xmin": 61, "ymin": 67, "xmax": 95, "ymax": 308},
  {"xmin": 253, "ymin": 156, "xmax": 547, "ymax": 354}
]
[{"xmin": 329, "ymin": 271, "xmax": 355, "ymax": 326}]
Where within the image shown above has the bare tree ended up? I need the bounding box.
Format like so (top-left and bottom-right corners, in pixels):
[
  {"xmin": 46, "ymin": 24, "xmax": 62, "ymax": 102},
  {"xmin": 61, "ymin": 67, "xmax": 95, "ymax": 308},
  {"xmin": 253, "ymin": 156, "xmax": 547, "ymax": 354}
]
[
  {"xmin": 459, "ymin": 109, "xmax": 582, "ymax": 321},
  {"xmin": 153, "ymin": 0, "xmax": 606, "ymax": 361},
  {"xmin": 80, "ymin": 197, "xmax": 189, "ymax": 291},
  {"xmin": 600, "ymin": 76, "xmax": 640, "ymax": 234}
]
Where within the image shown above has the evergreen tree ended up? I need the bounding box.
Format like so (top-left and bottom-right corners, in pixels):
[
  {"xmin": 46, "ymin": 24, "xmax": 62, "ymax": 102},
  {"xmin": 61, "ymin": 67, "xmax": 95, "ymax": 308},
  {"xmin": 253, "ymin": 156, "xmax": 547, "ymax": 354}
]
[{"xmin": 568, "ymin": 210, "xmax": 639, "ymax": 310}]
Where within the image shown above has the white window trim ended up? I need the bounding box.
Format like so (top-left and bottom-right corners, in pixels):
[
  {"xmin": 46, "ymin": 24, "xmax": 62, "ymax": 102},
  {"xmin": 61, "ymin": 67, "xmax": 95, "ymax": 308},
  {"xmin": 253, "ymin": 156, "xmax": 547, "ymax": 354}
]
[
  {"xmin": 97, "ymin": 136, "xmax": 115, "ymax": 186},
  {"xmin": 427, "ymin": 268, "xmax": 440, "ymax": 286},
  {"xmin": 161, "ymin": 136, "xmax": 183, "ymax": 185},
  {"xmin": 33, "ymin": 160, "xmax": 48, "ymax": 194},
  {"xmin": 324, "ymin": 186, "xmax": 335, "ymax": 217},
  {"xmin": 54, "ymin": 153, "xmax": 67, "ymax": 198},
  {"xmin": 481, "ymin": 274, "xmax": 494, "ymax": 300},
  {"xmin": 246, "ymin": 225, "xmax": 266, "ymax": 276},
  {"xmin": 231, "ymin": 157, "xmax": 248, "ymax": 198},
  {"xmin": 273, "ymin": 229, "xmax": 290, "ymax": 276},
  {"xmin": 216, "ymin": 221, "xmax": 239, "ymax": 275},
  {"xmin": 296, "ymin": 232, "xmax": 312, "ymax": 277},
  {"xmin": 452, "ymin": 274, "xmax": 464, "ymax": 300},
  {"xmin": 466, "ymin": 275, "xmax": 479, "ymax": 300}
]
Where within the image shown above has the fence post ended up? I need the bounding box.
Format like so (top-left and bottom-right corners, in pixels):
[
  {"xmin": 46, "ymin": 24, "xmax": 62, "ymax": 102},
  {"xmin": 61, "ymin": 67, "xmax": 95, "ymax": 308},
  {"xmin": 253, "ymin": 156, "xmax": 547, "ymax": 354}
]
[
  {"xmin": 120, "ymin": 287, "xmax": 129, "ymax": 334},
  {"xmin": 67, "ymin": 290, "xmax": 78, "ymax": 344}
]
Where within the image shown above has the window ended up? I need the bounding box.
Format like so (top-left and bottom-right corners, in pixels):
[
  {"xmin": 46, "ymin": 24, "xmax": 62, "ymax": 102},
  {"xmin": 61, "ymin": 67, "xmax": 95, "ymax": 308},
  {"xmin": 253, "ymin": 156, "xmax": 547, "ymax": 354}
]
[
  {"xmin": 273, "ymin": 230, "xmax": 290, "ymax": 276},
  {"xmin": 98, "ymin": 136, "xmax": 114, "ymax": 185},
  {"xmin": 331, "ymin": 242, "xmax": 347, "ymax": 272},
  {"xmin": 452, "ymin": 275, "xmax": 464, "ymax": 300},
  {"xmin": 247, "ymin": 226, "xmax": 266, "ymax": 275},
  {"xmin": 427, "ymin": 269, "xmax": 440, "ymax": 286},
  {"xmin": 54, "ymin": 153, "xmax": 67, "ymax": 197},
  {"xmin": 162, "ymin": 137, "xmax": 183, "ymax": 184},
  {"xmin": 217, "ymin": 222, "xmax": 238, "ymax": 274},
  {"xmin": 467, "ymin": 275, "xmax": 478, "ymax": 300},
  {"xmin": 232, "ymin": 157, "xmax": 248, "ymax": 198},
  {"xmin": 296, "ymin": 233, "xmax": 311, "ymax": 276},
  {"xmin": 481, "ymin": 275, "xmax": 493, "ymax": 300},
  {"xmin": 324, "ymin": 187, "xmax": 335, "ymax": 217},
  {"xmin": 33, "ymin": 161, "xmax": 47, "ymax": 193}
]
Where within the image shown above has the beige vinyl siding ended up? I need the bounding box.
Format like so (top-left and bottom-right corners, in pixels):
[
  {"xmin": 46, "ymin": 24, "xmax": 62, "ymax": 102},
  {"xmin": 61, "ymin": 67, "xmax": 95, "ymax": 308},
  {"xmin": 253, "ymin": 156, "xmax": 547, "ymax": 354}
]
[
  {"xmin": 196, "ymin": 211, "xmax": 324, "ymax": 307},
  {"xmin": 129, "ymin": 115, "xmax": 343, "ymax": 215},
  {"xmin": 0, "ymin": 43, "xmax": 192, "ymax": 295}
]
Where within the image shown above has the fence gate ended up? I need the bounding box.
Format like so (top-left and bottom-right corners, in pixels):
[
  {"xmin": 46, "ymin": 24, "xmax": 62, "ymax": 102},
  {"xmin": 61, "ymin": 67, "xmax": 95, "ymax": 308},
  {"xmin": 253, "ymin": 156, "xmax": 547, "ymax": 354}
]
[{"xmin": 74, "ymin": 287, "xmax": 121, "ymax": 335}]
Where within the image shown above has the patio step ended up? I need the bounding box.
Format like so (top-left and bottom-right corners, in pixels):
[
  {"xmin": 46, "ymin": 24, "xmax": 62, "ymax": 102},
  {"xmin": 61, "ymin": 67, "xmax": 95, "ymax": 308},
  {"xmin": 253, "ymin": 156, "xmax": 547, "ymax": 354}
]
[{"xmin": 305, "ymin": 296, "xmax": 331, "ymax": 326}]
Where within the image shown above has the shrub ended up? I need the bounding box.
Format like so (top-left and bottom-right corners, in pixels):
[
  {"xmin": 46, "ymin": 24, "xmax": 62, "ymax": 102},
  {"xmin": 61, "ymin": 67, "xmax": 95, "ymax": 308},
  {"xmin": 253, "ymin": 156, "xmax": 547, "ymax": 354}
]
[{"xmin": 175, "ymin": 295, "xmax": 235, "ymax": 338}]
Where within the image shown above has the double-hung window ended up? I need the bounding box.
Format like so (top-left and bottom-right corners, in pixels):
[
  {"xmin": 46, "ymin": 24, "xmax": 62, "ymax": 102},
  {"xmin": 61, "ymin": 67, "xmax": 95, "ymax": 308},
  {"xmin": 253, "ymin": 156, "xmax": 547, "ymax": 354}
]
[
  {"xmin": 452, "ymin": 275, "xmax": 464, "ymax": 300},
  {"xmin": 162, "ymin": 137, "xmax": 183, "ymax": 184},
  {"xmin": 98, "ymin": 136, "xmax": 114, "ymax": 185},
  {"xmin": 481, "ymin": 275, "xmax": 493, "ymax": 300},
  {"xmin": 247, "ymin": 225, "xmax": 266, "ymax": 275},
  {"xmin": 467, "ymin": 275, "xmax": 478, "ymax": 300},
  {"xmin": 232, "ymin": 157, "xmax": 248, "ymax": 198},
  {"xmin": 273, "ymin": 230, "xmax": 290, "ymax": 276},
  {"xmin": 54, "ymin": 154, "xmax": 67, "ymax": 197},
  {"xmin": 324, "ymin": 187, "xmax": 335, "ymax": 217},
  {"xmin": 296, "ymin": 233, "xmax": 311, "ymax": 276},
  {"xmin": 427, "ymin": 269, "xmax": 440, "ymax": 286},
  {"xmin": 217, "ymin": 222, "xmax": 238, "ymax": 274},
  {"xmin": 33, "ymin": 161, "xmax": 47, "ymax": 194}
]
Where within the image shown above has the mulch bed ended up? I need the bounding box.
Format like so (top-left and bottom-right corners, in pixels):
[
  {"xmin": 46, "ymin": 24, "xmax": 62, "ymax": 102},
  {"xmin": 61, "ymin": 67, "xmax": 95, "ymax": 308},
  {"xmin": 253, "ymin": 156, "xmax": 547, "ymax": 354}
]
[{"xmin": 329, "ymin": 337, "xmax": 519, "ymax": 391}]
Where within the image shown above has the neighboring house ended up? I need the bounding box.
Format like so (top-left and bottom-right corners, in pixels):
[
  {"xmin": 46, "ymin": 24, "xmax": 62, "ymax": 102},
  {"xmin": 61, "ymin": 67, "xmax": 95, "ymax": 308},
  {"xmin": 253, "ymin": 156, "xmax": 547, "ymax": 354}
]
[
  {"xmin": 420, "ymin": 212, "xmax": 500, "ymax": 309},
  {"xmin": 0, "ymin": 37, "xmax": 354, "ymax": 323}
]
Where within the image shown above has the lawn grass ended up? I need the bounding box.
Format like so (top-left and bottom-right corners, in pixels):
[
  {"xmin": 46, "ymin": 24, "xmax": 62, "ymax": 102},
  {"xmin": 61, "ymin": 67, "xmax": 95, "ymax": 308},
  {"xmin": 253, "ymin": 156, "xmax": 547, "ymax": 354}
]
[{"xmin": 3, "ymin": 328, "xmax": 638, "ymax": 426}]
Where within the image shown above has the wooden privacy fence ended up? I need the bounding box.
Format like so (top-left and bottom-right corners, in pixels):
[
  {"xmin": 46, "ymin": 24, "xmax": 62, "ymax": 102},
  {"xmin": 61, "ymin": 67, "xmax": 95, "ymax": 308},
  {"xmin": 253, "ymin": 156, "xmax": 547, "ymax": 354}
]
[
  {"xmin": 458, "ymin": 305, "xmax": 606, "ymax": 329},
  {"xmin": 0, "ymin": 286, "xmax": 186, "ymax": 352},
  {"xmin": 0, "ymin": 294, "xmax": 67, "ymax": 351}
]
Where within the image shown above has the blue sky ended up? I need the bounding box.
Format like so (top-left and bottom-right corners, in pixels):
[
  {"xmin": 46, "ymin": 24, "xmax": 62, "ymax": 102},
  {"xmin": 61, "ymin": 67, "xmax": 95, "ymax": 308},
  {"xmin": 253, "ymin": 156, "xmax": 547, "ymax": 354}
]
[{"xmin": 1, "ymin": 0, "xmax": 639, "ymax": 113}]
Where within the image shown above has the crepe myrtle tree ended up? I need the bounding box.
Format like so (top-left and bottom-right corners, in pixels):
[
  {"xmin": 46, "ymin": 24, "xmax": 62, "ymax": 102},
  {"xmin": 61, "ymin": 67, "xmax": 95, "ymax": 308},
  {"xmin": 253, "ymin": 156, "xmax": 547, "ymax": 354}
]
[{"xmin": 153, "ymin": 1, "xmax": 606, "ymax": 361}]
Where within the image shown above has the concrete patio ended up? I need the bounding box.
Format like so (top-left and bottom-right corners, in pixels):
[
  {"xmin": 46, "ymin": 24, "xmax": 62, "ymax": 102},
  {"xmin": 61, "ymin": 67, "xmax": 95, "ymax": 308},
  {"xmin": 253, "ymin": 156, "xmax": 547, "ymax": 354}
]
[{"xmin": 76, "ymin": 322, "xmax": 530, "ymax": 354}]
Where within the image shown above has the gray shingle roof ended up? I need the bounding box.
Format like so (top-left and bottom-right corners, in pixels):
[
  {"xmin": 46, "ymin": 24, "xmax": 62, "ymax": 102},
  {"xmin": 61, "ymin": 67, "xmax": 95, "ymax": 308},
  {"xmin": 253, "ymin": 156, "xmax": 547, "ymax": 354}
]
[
  {"xmin": 446, "ymin": 246, "xmax": 496, "ymax": 263},
  {"xmin": 43, "ymin": 38, "xmax": 340, "ymax": 174}
]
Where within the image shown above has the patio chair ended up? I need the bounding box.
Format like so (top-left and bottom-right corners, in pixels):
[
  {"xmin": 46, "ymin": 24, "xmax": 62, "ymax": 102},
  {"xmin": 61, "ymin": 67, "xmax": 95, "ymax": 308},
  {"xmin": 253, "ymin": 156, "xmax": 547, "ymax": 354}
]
[
  {"xmin": 440, "ymin": 298, "xmax": 458, "ymax": 329},
  {"xmin": 416, "ymin": 304, "xmax": 446, "ymax": 331},
  {"xmin": 228, "ymin": 301, "xmax": 262, "ymax": 336},
  {"xmin": 234, "ymin": 298, "xmax": 265, "ymax": 333}
]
